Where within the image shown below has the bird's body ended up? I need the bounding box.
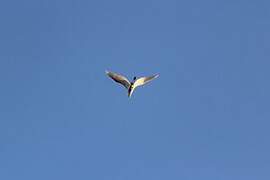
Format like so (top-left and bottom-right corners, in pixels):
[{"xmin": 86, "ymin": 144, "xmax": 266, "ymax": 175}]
[
  {"xmin": 106, "ymin": 71, "xmax": 159, "ymax": 97},
  {"xmin": 128, "ymin": 83, "xmax": 134, "ymax": 97}
]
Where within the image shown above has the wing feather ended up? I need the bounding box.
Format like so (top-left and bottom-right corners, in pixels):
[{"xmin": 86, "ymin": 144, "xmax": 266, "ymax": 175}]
[
  {"xmin": 133, "ymin": 74, "xmax": 159, "ymax": 88},
  {"xmin": 106, "ymin": 71, "xmax": 131, "ymax": 89}
]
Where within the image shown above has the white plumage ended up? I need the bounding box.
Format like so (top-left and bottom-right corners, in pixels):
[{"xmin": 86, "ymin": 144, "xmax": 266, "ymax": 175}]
[{"xmin": 106, "ymin": 70, "xmax": 159, "ymax": 97}]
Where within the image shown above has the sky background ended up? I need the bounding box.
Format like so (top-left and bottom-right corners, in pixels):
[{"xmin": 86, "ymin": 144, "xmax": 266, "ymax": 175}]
[{"xmin": 0, "ymin": 0, "xmax": 270, "ymax": 179}]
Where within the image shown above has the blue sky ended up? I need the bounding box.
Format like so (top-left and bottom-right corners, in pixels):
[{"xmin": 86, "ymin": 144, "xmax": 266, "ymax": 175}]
[{"xmin": 0, "ymin": 0, "xmax": 270, "ymax": 179}]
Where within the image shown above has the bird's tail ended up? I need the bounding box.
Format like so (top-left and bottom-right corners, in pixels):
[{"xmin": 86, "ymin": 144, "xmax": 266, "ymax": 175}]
[{"xmin": 128, "ymin": 88, "xmax": 134, "ymax": 98}]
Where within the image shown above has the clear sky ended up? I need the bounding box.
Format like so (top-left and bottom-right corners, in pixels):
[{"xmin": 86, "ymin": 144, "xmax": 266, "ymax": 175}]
[{"xmin": 0, "ymin": 0, "xmax": 270, "ymax": 179}]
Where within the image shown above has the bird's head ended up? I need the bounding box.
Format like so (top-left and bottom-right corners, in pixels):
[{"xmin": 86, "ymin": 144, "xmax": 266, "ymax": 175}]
[{"xmin": 133, "ymin": 76, "xmax": 137, "ymax": 81}]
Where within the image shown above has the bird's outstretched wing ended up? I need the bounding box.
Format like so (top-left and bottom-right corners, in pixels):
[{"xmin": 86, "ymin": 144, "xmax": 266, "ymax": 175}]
[
  {"xmin": 106, "ymin": 70, "xmax": 131, "ymax": 89},
  {"xmin": 133, "ymin": 74, "xmax": 159, "ymax": 88}
]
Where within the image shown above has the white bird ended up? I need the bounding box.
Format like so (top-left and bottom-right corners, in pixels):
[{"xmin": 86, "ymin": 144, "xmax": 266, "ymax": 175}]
[{"xmin": 105, "ymin": 70, "xmax": 159, "ymax": 97}]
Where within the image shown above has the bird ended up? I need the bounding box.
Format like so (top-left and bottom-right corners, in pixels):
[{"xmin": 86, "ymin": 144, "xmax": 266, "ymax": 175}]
[{"xmin": 105, "ymin": 70, "xmax": 159, "ymax": 97}]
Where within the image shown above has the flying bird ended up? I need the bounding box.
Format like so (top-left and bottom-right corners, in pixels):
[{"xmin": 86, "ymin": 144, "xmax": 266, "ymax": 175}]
[{"xmin": 105, "ymin": 70, "xmax": 159, "ymax": 97}]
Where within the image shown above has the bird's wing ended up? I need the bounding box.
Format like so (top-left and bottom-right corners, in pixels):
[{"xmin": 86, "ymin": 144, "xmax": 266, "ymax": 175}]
[
  {"xmin": 133, "ymin": 74, "xmax": 159, "ymax": 88},
  {"xmin": 106, "ymin": 70, "xmax": 131, "ymax": 89}
]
